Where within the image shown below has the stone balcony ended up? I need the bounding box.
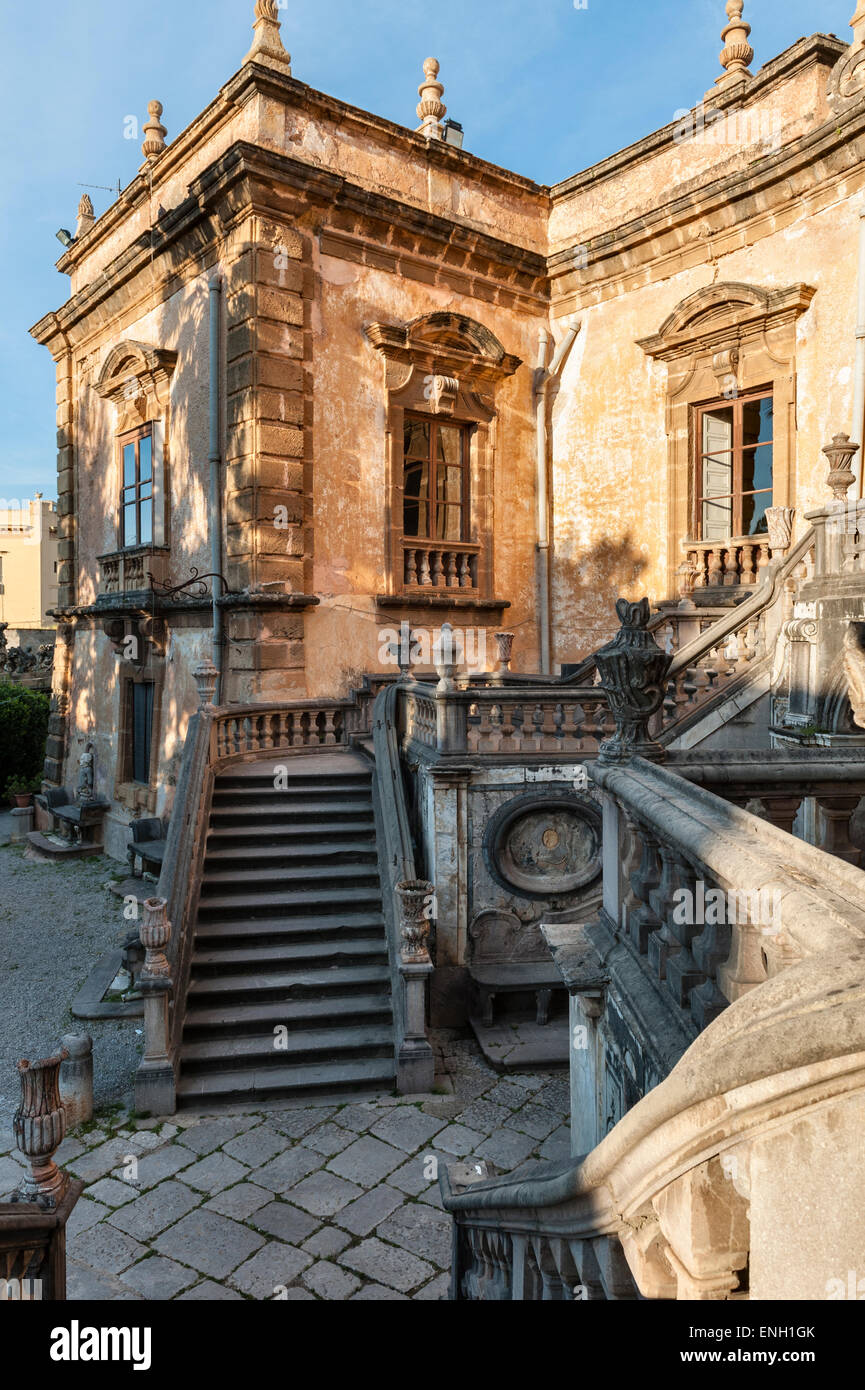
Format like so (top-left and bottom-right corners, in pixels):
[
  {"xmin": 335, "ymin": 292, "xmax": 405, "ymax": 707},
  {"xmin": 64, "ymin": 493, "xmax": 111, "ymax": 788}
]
[{"xmin": 97, "ymin": 545, "xmax": 171, "ymax": 596}]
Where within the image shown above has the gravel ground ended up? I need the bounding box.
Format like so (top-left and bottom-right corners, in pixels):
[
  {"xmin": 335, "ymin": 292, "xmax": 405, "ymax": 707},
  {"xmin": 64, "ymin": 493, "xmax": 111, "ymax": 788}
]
[{"xmin": 0, "ymin": 825, "xmax": 143, "ymax": 1127}]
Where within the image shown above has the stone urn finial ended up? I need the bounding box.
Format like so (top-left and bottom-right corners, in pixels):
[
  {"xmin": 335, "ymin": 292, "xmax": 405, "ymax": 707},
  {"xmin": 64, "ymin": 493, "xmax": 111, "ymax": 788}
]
[
  {"xmin": 594, "ymin": 598, "xmax": 672, "ymax": 764},
  {"xmin": 140, "ymin": 898, "xmax": 172, "ymax": 981},
  {"xmin": 416, "ymin": 57, "xmax": 446, "ymax": 139},
  {"xmin": 433, "ymin": 622, "xmax": 460, "ymax": 692},
  {"xmin": 193, "ymin": 658, "xmax": 219, "ymax": 709},
  {"xmin": 76, "ymin": 193, "xmax": 95, "ymax": 238},
  {"xmin": 13, "ymin": 1050, "xmax": 69, "ymax": 1206},
  {"xmin": 716, "ymin": 0, "xmax": 754, "ymax": 87},
  {"xmin": 244, "ymin": 0, "xmax": 292, "ymax": 70},
  {"xmin": 141, "ymin": 101, "xmax": 167, "ymax": 162},
  {"xmin": 396, "ymin": 879, "xmax": 434, "ymax": 962},
  {"xmin": 765, "ymin": 506, "xmax": 795, "ymax": 554},
  {"xmin": 823, "ymin": 433, "xmax": 859, "ymax": 501},
  {"xmin": 493, "ymin": 631, "xmax": 515, "ymax": 675}
]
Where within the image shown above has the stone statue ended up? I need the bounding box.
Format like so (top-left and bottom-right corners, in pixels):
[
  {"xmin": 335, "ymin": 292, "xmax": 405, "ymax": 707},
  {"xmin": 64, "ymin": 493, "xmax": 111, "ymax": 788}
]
[{"xmin": 77, "ymin": 743, "xmax": 95, "ymax": 803}]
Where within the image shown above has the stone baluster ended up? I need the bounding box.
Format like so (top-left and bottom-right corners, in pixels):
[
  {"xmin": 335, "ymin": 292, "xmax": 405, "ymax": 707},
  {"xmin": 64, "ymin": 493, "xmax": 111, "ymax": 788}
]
[
  {"xmin": 815, "ymin": 795, "xmax": 862, "ymax": 866},
  {"xmin": 419, "ymin": 550, "xmax": 432, "ymax": 586},
  {"xmin": 690, "ymin": 907, "xmax": 733, "ymax": 1030},
  {"xmin": 405, "ymin": 548, "xmax": 418, "ymax": 585},
  {"xmin": 647, "ymin": 846, "xmax": 694, "ymax": 981},
  {"xmin": 627, "ymin": 826, "xmax": 663, "ymax": 953}
]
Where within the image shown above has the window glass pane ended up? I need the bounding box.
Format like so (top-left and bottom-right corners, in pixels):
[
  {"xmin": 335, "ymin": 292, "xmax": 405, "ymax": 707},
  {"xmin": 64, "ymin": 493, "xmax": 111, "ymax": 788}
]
[
  {"xmin": 437, "ymin": 506, "xmax": 463, "ymax": 542},
  {"xmin": 437, "ymin": 465, "xmax": 463, "ymax": 504},
  {"xmin": 437, "ymin": 427, "xmax": 461, "ymax": 465},
  {"xmin": 702, "ymin": 495, "xmax": 733, "ymax": 542},
  {"xmin": 404, "ymin": 421, "xmax": 430, "ymax": 459},
  {"xmin": 139, "ymin": 499, "xmax": 153, "ymax": 546},
  {"xmin": 742, "ymin": 444, "xmax": 773, "ymax": 495},
  {"xmin": 138, "ymin": 434, "xmax": 152, "ymax": 482},
  {"xmin": 742, "ymin": 397, "xmax": 773, "ymax": 448},
  {"xmin": 742, "ymin": 492, "xmax": 772, "ymax": 537},
  {"xmin": 404, "ymin": 461, "xmax": 429, "ymax": 500},
  {"xmin": 131, "ymin": 682, "xmax": 154, "ymax": 785},
  {"xmin": 404, "ymin": 498, "xmax": 428, "ymax": 537},
  {"xmin": 123, "ymin": 443, "xmax": 137, "ymax": 487},
  {"xmin": 123, "ymin": 504, "xmax": 138, "ymax": 547}
]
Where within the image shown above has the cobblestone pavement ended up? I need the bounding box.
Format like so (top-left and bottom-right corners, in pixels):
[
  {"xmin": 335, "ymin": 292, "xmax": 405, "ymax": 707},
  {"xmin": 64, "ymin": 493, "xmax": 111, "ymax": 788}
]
[
  {"xmin": 0, "ymin": 1036, "xmax": 570, "ymax": 1301},
  {"xmin": 0, "ymin": 837, "xmax": 142, "ymax": 1128}
]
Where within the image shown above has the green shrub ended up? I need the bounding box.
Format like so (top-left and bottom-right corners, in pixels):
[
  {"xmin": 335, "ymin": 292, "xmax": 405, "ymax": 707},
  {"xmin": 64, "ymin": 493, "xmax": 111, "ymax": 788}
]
[{"xmin": 0, "ymin": 684, "xmax": 50, "ymax": 789}]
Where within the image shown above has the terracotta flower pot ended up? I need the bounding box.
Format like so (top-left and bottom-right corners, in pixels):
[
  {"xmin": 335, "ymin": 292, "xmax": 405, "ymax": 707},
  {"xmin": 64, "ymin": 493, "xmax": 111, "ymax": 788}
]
[{"xmin": 12, "ymin": 793, "xmax": 33, "ymax": 809}]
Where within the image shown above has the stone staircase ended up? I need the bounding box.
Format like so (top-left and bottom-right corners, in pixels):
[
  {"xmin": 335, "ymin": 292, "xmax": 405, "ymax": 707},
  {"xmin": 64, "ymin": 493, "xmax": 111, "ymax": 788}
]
[{"xmin": 176, "ymin": 751, "xmax": 396, "ymax": 1107}]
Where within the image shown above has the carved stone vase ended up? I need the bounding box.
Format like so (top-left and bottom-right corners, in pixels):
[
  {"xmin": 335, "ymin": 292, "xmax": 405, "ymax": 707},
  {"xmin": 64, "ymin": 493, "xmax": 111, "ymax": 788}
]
[
  {"xmin": 594, "ymin": 598, "xmax": 672, "ymax": 764},
  {"xmin": 140, "ymin": 897, "xmax": 172, "ymax": 980},
  {"xmin": 396, "ymin": 879, "xmax": 434, "ymax": 961},
  {"xmin": 14, "ymin": 1050, "xmax": 69, "ymax": 1206}
]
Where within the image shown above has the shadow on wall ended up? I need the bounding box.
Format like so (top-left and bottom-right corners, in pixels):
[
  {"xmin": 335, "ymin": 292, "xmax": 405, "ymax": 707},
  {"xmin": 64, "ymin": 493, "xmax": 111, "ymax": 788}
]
[{"xmin": 553, "ymin": 531, "xmax": 650, "ymax": 664}]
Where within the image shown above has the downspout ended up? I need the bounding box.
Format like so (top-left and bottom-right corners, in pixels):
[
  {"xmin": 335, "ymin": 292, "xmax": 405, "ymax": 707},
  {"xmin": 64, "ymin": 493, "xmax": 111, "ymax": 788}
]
[
  {"xmin": 208, "ymin": 275, "xmax": 224, "ymax": 702},
  {"xmin": 852, "ymin": 210, "xmax": 865, "ymax": 497},
  {"xmin": 534, "ymin": 322, "xmax": 581, "ymax": 674}
]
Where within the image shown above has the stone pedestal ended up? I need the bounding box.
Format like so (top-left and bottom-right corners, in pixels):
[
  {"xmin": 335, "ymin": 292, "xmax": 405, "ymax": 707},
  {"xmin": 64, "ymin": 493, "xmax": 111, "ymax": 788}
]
[
  {"xmin": 59, "ymin": 1034, "xmax": 93, "ymax": 1128},
  {"xmin": 9, "ymin": 805, "xmax": 33, "ymax": 844}
]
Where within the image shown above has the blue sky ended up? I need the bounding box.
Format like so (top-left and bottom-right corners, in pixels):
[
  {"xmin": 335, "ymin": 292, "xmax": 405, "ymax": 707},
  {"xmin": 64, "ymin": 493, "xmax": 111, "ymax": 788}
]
[{"xmin": 0, "ymin": 0, "xmax": 852, "ymax": 501}]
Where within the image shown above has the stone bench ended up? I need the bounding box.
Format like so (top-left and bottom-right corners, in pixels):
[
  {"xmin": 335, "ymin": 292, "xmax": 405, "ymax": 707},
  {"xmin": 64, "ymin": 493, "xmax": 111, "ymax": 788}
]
[
  {"xmin": 470, "ymin": 963, "xmax": 565, "ymax": 1027},
  {"xmin": 127, "ymin": 818, "xmax": 168, "ymax": 877}
]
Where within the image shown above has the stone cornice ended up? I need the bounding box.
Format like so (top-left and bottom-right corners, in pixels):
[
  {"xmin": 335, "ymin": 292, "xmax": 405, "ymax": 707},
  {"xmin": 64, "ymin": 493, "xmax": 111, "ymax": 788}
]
[
  {"xmin": 549, "ymin": 93, "xmax": 865, "ymax": 311},
  {"xmin": 31, "ymin": 142, "xmax": 549, "ymax": 350},
  {"xmin": 51, "ymin": 59, "xmax": 547, "ymax": 281},
  {"xmin": 551, "ymin": 34, "xmax": 846, "ymax": 204}
]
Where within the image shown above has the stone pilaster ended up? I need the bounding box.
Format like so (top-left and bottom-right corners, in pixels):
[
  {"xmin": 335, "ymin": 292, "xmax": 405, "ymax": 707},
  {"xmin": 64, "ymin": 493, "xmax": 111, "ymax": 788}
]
[
  {"xmin": 55, "ymin": 351, "xmax": 76, "ymax": 608},
  {"xmin": 224, "ymin": 213, "xmax": 312, "ymax": 698}
]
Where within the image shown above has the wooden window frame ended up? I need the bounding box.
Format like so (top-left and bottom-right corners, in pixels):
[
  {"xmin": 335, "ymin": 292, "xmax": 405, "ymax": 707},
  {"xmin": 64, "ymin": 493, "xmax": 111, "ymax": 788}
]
[
  {"xmin": 402, "ymin": 414, "xmax": 473, "ymax": 544},
  {"xmin": 119, "ymin": 423, "xmax": 155, "ymax": 551},
  {"xmin": 693, "ymin": 387, "xmax": 774, "ymax": 541}
]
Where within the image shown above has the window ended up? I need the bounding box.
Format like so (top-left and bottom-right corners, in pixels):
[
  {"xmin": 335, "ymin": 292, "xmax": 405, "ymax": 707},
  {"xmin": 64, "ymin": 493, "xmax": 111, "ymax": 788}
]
[
  {"xmin": 403, "ymin": 417, "xmax": 470, "ymax": 541},
  {"xmin": 695, "ymin": 391, "xmax": 773, "ymax": 541},
  {"xmin": 129, "ymin": 681, "xmax": 154, "ymax": 785},
  {"xmin": 120, "ymin": 426, "xmax": 154, "ymax": 549}
]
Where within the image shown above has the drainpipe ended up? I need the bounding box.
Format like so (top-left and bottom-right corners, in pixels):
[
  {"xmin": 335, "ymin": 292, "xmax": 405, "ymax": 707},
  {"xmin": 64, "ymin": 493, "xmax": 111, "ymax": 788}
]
[
  {"xmin": 208, "ymin": 275, "xmax": 224, "ymax": 703},
  {"xmin": 852, "ymin": 210, "xmax": 865, "ymax": 497},
  {"xmin": 534, "ymin": 321, "xmax": 581, "ymax": 674}
]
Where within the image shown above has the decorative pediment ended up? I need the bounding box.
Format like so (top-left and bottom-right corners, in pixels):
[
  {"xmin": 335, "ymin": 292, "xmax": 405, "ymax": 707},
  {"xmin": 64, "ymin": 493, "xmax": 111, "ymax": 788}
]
[
  {"xmin": 365, "ymin": 312, "xmax": 521, "ymax": 384},
  {"xmin": 93, "ymin": 340, "xmax": 177, "ymax": 406},
  {"xmin": 638, "ymin": 282, "xmax": 816, "ymax": 363}
]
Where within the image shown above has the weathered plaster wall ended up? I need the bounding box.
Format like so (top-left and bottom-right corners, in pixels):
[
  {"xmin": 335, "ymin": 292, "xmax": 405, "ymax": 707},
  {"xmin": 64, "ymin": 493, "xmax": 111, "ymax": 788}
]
[{"xmin": 304, "ymin": 249, "xmax": 545, "ymax": 695}]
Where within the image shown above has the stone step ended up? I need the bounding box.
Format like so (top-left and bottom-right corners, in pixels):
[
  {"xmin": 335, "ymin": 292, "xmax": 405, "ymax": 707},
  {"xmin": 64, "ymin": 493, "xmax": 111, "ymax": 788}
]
[
  {"xmin": 208, "ymin": 802, "xmax": 374, "ymax": 825},
  {"xmin": 179, "ymin": 1024, "xmax": 394, "ymax": 1072},
  {"xmin": 176, "ymin": 1056, "xmax": 396, "ymax": 1106},
  {"xmin": 194, "ymin": 911, "xmax": 386, "ymax": 944},
  {"xmin": 186, "ymin": 962, "xmax": 391, "ymax": 1001},
  {"xmin": 211, "ymin": 787, "xmax": 372, "ymax": 807},
  {"xmin": 196, "ymin": 886, "xmax": 384, "ymax": 920},
  {"xmin": 182, "ymin": 991, "xmax": 393, "ymax": 1035},
  {"xmin": 202, "ymin": 840, "xmax": 378, "ymax": 869},
  {"xmin": 200, "ymin": 863, "xmax": 381, "ymax": 893},
  {"xmin": 216, "ymin": 773, "xmax": 372, "ymax": 792},
  {"xmin": 191, "ymin": 938, "xmax": 387, "ymax": 973},
  {"xmin": 206, "ymin": 819, "xmax": 377, "ymax": 847}
]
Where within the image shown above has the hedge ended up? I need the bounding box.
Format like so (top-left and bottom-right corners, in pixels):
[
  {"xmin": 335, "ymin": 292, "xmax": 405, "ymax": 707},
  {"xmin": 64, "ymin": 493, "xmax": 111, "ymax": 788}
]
[{"xmin": 0, "ymin": 683, "xmax": 50, "ymax": 789}]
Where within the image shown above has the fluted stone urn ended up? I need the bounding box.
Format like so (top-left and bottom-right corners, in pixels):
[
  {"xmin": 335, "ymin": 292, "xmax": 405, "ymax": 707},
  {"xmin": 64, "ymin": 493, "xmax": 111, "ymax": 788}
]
[
  {"xmin": 396, "ymin": 879, "xmax": 434, "ymax": 961},
  {"xmin": 433, "ymin": 623, "xmax": 459, "ymax": 692},
  {"xmin": 594, "ymin": 598, "xmax": 672, "ymax": 764},
  {"xmin": 493, "ymin": 631, "xmax": 515, "ymax": 673},
  {"xmin": 823, "ymin": 434, "xmax": 859, "ymax": 501},
  {"xmin": 140, "ymin": 898, "xmax": 172, "ymax": 980},
  {"xmin": 13, "ymin": 1049, "xmax": 69, "ymax": 1206},
  {"xmin": 193, "ymin": 659, "xmax": 219, "ymax": 709}
]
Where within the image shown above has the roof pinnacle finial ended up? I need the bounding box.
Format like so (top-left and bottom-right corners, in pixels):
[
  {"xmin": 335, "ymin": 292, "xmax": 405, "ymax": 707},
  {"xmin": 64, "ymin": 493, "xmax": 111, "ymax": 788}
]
[
  {"xmin": 244, "ymin": 0, "xmax": 292, "ymax": 72},
  {"xmin": 416, "ymin": 57, "xmax": 446, "ymax": 140},
  {"xmin": 851, "ymin": 1, "xmax": 865, "ymax": 50},
  {"xmin": 76, "ymin": 193, "xmax": 95, "ymax": 238},
  {"xmin": 141, "ymin": 101, "xmax": 167, "ymax": 162},
  {"xmin": 716, "ymin": 0, "xmax": 754, "ymax": 90}
]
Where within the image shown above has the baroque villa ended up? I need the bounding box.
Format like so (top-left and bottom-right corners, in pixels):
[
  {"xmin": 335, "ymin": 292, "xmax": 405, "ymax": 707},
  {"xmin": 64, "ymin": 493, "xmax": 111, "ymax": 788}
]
[{"xmin": 27, "ymin": 1, "xmax": 865, "ymax": 1299}]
